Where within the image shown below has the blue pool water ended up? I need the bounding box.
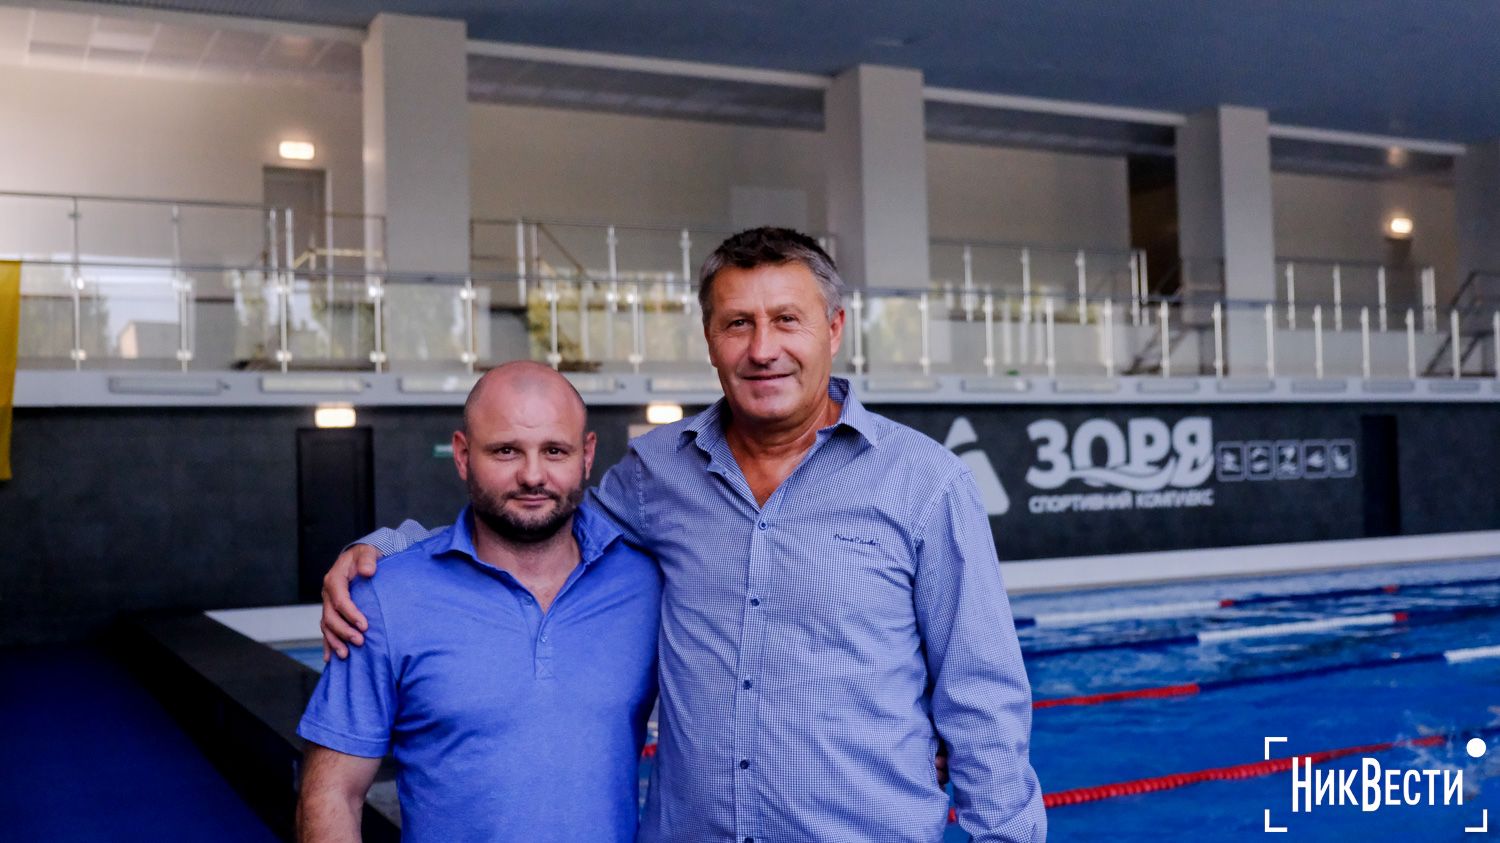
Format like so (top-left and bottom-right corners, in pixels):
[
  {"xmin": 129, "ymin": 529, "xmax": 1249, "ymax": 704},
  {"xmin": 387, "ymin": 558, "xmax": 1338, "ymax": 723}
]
[
  {"xmin": 281, "ymin": 557, "xmax": 1500, "ymax": 841},
  {"xmin": 1017, "ymin": 557, "xmax": 1500, "ymax": 841}
]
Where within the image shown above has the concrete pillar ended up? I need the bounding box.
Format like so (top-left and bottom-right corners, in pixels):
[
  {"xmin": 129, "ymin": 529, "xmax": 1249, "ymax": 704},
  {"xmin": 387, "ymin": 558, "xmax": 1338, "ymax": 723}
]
[
  {"xmin": 1456, "ymin": 140, "xmax": 1500, "ymax": 290},
  {"xmin": 824, "ymin": 65, "xmax": 929, "ymax": 288},
  {"xmin": 1175, "ymin": 106, "xmax": 1276, "ymax": 374},
  {"xmin": 363, "ymin": 13, "xmax": 470, "ymax": 275}
]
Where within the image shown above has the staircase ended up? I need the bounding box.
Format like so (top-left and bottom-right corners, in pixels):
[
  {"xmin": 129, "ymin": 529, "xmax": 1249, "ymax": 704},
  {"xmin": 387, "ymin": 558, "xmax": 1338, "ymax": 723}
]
[
  {"xmin": 1423, "ymin": 271, "xmax": 1500, "ymax": 377},
  {"xmin": 1125, "ymin": 316, "xmax": 1193, "ymax": 375}
]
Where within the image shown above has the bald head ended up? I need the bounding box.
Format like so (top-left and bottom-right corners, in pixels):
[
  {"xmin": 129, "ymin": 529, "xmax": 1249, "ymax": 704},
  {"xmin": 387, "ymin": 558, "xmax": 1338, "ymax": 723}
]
[
  {"xmin": 454, "ymin": 361, "xmax": 597, "ymax": 546},
  {"xmin": 463, "ymin": 360, "xmax": 588, "ymax": 438}
]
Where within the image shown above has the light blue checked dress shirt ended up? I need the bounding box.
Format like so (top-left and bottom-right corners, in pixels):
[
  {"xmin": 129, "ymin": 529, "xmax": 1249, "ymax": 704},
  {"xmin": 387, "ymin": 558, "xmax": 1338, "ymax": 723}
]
[{"xmin": 368, "ymin": 377, "xmax": 1045, "ymax": 842}]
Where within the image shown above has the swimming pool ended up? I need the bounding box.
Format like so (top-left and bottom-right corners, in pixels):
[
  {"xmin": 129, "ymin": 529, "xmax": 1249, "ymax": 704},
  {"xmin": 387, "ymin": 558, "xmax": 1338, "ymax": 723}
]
[
  {"xmin": 279, "ymin": 556, "xmax": 1500, "ymax": 840},
  {"xmin": 1015, "ymin": 556, "xmax": 1500, "ymax": 840}
]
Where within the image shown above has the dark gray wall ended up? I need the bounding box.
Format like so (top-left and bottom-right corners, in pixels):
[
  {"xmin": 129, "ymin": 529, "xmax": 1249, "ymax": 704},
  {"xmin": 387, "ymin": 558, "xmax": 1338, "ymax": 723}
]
[
  {"xmin": 0, "ymin": 405, "xmax": 651, "ymax": 646},
  {"xmin": 1, "ymin": 400, "xmax": 1496, "ymax": 646}
]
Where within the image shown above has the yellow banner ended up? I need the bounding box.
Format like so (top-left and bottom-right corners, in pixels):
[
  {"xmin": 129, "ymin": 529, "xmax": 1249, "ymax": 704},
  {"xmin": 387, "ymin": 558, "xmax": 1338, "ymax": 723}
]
[{"xmin": 0, "ymin": 261, "xmax": 18, "ymax": 480}]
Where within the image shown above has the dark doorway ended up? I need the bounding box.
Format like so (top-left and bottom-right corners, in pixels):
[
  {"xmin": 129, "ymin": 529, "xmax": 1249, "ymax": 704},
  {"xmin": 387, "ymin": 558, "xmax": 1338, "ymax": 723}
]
[
  {"xmin": 264, "ymin": 166, "xmax": 327, "ymax": 267},
  {"xmin": 1360, "ymin": 414, "xmax": 1402, "ymax": 537},
  {"xmin": 296, "ymin": 428, "xmax": 374, "ymax": 602},
  {"xmin": 1128, "ymin": 155, "xmax": 1180, "ymax": 296}
]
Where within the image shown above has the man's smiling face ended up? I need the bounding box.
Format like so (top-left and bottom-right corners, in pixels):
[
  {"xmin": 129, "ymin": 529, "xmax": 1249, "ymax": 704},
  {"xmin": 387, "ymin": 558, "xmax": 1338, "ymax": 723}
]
[{"xmin": 703, "ymin": 261, "xmax": 844, "ymax": 429}]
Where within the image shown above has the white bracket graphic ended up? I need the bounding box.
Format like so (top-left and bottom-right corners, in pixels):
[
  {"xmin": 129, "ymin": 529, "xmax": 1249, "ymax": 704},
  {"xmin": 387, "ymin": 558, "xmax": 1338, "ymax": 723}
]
[
  {"xmin": 1466, "ymin": 808, "xmax": 1488, "ymax": 833},
  {"xmin": 1264, "ymin": 738, "xmax": 1288, "ymax": 833}
]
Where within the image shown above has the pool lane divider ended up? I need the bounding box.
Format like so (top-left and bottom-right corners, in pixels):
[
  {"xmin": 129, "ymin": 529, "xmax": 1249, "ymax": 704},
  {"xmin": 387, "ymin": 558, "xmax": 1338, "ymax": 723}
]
[
  {"xmin": 1014, "ymin": 574, "xmax": 1500, "ymax": 629},
  {"xmin": 1042, "ymin": 724, "xmax": 1500, "ymax": 809},
  {"xmin": 1033, "ymin": 642, "xmax": 1500, "ymax": 710},
  {"xmin": 1021, "ymin": 602, "xmax": 1500, "ymax": 659}
]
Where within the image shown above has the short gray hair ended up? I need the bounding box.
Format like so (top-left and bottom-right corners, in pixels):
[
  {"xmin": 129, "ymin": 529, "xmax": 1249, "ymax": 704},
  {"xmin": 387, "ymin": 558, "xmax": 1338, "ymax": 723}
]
[{"xmin": 698, "ymin": 227, "xmax": 844, "ymax": 326}]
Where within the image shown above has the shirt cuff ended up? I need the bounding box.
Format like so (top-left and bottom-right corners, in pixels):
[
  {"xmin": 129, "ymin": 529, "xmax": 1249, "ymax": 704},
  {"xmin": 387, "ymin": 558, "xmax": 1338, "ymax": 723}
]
[
  {"xmin": 297, "ymin": 717, "xmax": 390, "ymax": 758},
  {"xmin": 348, "ymin": 519, "xmax": 434, "ymax": 558}
]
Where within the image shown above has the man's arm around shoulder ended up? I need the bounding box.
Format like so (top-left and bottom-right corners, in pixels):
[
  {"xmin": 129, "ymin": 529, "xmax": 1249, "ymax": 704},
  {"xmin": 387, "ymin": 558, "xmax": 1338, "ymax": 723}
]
[{"xmin": 297, "ymin": 745, "xmax": 380, "ymax": 843}]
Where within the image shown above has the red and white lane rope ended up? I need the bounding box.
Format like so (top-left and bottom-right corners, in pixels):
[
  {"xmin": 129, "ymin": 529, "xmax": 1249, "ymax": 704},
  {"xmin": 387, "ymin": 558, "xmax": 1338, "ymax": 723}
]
[{"xmin": 1043, "ymin": 726, "xmax": 1500, "ymax": 809}]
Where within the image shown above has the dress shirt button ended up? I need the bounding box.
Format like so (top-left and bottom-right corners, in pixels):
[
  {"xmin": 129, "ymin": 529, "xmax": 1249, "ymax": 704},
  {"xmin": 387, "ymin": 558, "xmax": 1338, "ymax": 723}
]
[
  {"xmin": 521, "ymin": 594, "xmax": 533, "ymax": 604},
  {"xmin": 540, "ymin": 633, "xmax": 549, "ymax": 643},
  {"xmin": 739, "ymin": 759, "xmax": 750, "ymax": 769},
  {"xmin": 749, "ymin": 598, "xmax": 760, "ymax": 607},
  {"xmin": 743, "ymin": 679, "xmax": 753, "ymax": 689},
  {"xmin": 757, "ymin": 520, "xmax": 767, "ymax": 530}
]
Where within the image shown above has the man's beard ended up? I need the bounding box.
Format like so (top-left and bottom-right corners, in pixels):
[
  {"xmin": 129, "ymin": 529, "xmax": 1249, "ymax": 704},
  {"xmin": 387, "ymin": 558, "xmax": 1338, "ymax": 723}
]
[{"xmin": 469, "ymin": 473, "xmax": 586, "ymax": 545}]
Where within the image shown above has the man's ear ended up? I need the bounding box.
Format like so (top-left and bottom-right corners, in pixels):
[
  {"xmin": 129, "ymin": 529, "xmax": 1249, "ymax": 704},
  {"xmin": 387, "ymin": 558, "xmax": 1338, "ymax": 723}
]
[
  {"xmin": 828, "ymin": 307, "xmax": 846, "ymax": 357},
  {"xmin": 452, "ymin": 430, "xmax": 470, "ymax": 481},
  {"xmin": 582, "ymin": 431, "xmax": 598, "ymax": 479}
]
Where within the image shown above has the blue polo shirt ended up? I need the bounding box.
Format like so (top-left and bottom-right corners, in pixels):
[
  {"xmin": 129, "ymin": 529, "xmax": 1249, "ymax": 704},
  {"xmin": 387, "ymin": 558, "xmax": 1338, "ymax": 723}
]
[{"xmin": 297, "ymin": 502, "xmax": 660, "ymax": 843}]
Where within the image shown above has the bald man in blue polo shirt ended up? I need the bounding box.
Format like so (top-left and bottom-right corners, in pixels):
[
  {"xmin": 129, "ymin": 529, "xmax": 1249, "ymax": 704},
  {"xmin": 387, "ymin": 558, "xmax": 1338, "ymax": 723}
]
[{"xmin": 295, "ymin": 362, "xmax": 660, "ymax": 843}]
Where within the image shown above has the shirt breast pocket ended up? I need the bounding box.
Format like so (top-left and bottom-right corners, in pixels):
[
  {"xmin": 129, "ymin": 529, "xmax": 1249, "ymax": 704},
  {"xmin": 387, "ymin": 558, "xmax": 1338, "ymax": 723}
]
[{"xmin": 780, "ymin": 532, "xmax": 915, "ymax": 644}]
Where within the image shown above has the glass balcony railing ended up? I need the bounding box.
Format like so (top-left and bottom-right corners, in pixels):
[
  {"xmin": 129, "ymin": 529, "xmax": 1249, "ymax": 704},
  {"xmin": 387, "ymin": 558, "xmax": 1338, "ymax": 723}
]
[
  {"xmin": 3, "ymin": 195, "xmax": 1492, "ymax": 382},
  {"xmin": 13, "ymin": 260, "xmax": 1498, "ymax": 382},
  {"xmin": 471, "ymin": 218, "xmax": 835, "ymax": 296},
  {"xmin": 0, "ymin": 190, "xmax": 385, "ymax": 277}
]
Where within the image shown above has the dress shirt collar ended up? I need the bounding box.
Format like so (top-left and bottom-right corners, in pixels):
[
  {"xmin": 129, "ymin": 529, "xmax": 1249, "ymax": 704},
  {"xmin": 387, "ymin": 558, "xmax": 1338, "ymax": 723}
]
[{"xmin": 677, "ymin": 375, "xmax": 880, "ymax": 453}]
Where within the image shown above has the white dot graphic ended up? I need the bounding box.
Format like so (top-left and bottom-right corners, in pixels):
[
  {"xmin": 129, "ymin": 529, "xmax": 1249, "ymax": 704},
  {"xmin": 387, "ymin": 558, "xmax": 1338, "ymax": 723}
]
[{"xmin": 1468, "ymin": 738, "xmax": 1488, "ymax": 759}]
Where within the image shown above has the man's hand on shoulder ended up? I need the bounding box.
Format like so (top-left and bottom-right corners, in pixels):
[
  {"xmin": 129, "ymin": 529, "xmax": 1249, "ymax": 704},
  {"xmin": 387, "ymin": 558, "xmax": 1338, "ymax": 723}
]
[{"xmin": 321, "ymin": 544, "xmax": 381, "ymax": 661}]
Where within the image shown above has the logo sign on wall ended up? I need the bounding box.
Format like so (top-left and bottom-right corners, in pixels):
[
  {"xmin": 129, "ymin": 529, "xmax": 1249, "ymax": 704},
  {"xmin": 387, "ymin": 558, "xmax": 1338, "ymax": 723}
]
[
  {"xmin": 942, "ymin": 415, "xmax": 1359, "ymax": 519},
  {"xmin": 945, "ymin": 418, "xmax": 1010, "ymax": 516}
]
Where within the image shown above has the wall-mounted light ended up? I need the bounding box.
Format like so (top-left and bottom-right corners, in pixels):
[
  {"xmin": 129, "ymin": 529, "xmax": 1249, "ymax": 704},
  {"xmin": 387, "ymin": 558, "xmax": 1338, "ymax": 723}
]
[
  {"xmin": 646, "ymin": 402, "xmax": 684, "ymax": 425},
  {"xmin": 1387, "ymin": 216, "xmax": 1414, "ymax": 239},
  {"xmin": 279, "ymin": 140, "xmax": 316, "ymax": 161},
  {"xmin": 315, "ymin": 404, "xmax": 357, "ymax": 428}
]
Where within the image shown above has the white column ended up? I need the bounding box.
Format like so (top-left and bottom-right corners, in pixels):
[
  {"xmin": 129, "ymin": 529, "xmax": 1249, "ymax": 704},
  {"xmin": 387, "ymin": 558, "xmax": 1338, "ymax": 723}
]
[
  {"xmin": 824, "ymin": 64, "xmax": 930, "ymax": 289},
  {"xmin": 363, "ymin": 13, "xmax": 470, "ymax": 275},
  {"xmin": 1456, "ymin": 140, "xmax": 1500, "ymax": 303},
  {"xmin": 1175, "ymin": 105, "xmax": 1276, "ymax": 375}
]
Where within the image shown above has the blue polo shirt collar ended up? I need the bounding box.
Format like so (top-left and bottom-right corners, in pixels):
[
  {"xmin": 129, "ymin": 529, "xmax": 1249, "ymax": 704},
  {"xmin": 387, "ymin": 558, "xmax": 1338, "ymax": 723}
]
[
  {"xmin": 677, "ymin": 375, "xmax": 879, "ymax": 454},
  {"xmin": 433, "ymin": 501, "xmax": 622, "ymax": 570}
]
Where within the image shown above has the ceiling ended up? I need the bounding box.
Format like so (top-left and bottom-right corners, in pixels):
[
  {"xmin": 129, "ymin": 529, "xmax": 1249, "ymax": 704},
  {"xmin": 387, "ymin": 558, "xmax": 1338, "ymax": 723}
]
[
  {"xmin": 0, "ymin": 1, "xmax": 1473, "ymax": 179},
  {"xmin": 0, "ymin": 3, "xmax": 360, "ymax": 87},
  {"xmin": 53, "ymin": 0, "xmax": 1500, "ymax": 144}
]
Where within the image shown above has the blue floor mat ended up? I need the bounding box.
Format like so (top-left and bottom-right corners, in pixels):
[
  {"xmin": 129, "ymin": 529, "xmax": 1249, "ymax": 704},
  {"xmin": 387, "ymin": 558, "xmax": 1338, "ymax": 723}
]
[{"xmin": 0, "ymin": 644, "xmax": 280, "ymax": 843}]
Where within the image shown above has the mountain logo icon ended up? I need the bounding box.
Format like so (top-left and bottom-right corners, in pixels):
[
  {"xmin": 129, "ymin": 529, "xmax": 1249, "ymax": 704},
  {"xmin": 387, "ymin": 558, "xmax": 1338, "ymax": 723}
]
[{"xmin": 944, "ymin": 417, "xmax": 1009, "ymax": 516}]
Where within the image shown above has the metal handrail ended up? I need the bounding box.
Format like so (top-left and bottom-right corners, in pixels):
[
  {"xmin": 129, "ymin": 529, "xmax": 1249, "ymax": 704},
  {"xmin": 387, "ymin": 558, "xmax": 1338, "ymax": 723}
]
[
  {"xmin": 0, "ymin": 188, "xmax": 383, "ymax": 221},
  {"xmin": 929, "ymin": 236, "xmax": 1141, "ymax": 259},
  {"xmin": 1420, "ymin": 269, "xmax": 1500, "ymax": 376},
  {"xmin": 472, "ymin": 215, "xmax": 741, "ymax": 236},
  {"xmin": 532, "ymin": 222, "xmax": 592, "ymax": 280}
]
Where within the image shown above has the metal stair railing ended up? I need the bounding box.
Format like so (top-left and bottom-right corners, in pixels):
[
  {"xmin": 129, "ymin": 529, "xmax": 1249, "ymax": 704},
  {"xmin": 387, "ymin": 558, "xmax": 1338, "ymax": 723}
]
[{"xmin": 1423, "ymin": 270, "xmax": 1500, "ymax": 377}]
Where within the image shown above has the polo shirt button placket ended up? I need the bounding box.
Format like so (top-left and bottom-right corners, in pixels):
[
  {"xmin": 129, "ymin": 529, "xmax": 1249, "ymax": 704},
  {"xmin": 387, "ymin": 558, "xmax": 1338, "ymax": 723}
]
[{"xmin": 535, "ymin": 618, "xmax": 555, "ymax": 679}]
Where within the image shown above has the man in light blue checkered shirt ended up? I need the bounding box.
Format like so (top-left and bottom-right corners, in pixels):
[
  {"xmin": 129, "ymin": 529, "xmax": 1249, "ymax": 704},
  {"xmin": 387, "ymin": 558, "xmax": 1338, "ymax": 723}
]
[{"xmin": 323, "ymin": 228, "xmax": 1045, "ymax": 841}]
